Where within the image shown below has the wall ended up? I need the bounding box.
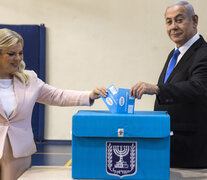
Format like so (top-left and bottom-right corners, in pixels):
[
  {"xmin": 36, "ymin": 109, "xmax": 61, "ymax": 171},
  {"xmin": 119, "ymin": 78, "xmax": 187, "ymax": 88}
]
[{"xmin": 0, "ymin": 0, "xmax": 206, "ymax": 140}]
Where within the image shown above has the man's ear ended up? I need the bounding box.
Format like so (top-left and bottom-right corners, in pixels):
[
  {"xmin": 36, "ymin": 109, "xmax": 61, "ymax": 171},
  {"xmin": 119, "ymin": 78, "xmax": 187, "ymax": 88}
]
[{"xmin": 192, "ymin": 14, "xmax": 198, "ymax": 28}]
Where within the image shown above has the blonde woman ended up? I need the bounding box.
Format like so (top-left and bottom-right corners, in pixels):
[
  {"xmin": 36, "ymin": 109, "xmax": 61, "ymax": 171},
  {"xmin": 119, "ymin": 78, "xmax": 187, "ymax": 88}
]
[{"xmin": 0, "ymin": 28, "xmax": 107, "ymax": 180}]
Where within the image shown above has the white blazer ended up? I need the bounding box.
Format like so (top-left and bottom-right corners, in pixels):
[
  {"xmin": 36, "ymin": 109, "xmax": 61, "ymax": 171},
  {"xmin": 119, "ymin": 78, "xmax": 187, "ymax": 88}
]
[{"xmin": 0, "ymin": 70, "xmax": 91, "ymax": 158}]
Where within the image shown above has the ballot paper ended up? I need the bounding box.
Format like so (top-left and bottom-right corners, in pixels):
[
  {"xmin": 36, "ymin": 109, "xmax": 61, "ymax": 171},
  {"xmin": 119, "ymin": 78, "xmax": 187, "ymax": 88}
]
[
  {"xmin": 117, "ymin": 88, "xmax": 135, "ymax": 114},
  {"xmin": 101, "ymin": 85, "xmax": 135, "ymax": 114},
  {"xmin": 101, "ymin": 84, "xmax": 118, "ymax": 113}
]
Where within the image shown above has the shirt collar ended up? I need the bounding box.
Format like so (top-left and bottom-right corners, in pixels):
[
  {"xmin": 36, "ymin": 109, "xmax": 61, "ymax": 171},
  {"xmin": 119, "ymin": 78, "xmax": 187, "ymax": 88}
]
[{"xmin": 177, "ymin": 33, "xmax": 200, "ymax": 55}]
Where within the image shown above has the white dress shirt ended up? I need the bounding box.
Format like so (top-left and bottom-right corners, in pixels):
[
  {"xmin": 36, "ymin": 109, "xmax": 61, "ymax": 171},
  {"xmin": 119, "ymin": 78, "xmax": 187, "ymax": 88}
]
[
  {"xmin": 175, "ymin": 33, "xmax": 200, "ymax": 65},
  {"xmin": 0, "ymin": 79, "xmax": 16, "ymax": 118}
]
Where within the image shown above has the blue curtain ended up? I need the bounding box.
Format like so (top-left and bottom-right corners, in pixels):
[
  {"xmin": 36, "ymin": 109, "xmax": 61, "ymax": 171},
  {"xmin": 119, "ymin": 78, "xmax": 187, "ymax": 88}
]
[{"xmin": 0, "ymin": 24, "xmax": 46, "ymax": 141}]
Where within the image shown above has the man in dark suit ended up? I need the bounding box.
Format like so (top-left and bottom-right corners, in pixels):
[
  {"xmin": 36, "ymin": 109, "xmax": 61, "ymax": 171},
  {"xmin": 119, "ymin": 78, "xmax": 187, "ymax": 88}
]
[{"xmin": 130, "ymin": 1, "xmax": 207, "ymax": 168}]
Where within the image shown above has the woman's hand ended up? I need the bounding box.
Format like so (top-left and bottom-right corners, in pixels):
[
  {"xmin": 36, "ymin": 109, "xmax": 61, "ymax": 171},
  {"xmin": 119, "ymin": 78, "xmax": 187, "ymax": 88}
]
[{"xmin": 89, "ymin": 87, "xmax": 108, "ymax": 100}]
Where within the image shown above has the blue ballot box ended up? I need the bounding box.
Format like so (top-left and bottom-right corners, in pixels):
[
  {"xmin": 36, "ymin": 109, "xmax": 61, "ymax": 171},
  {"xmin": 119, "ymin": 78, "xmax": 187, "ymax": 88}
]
[{"xmin": 72, "ymin": 110, "xmax": 170, "ymax": 180}]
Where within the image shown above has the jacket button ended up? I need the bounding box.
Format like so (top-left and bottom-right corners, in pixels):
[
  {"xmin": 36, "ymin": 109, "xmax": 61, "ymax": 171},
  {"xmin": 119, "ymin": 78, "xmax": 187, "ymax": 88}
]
[{"xmin": 5, "ymin": 122, "xmax": 9, "ymax": 126}]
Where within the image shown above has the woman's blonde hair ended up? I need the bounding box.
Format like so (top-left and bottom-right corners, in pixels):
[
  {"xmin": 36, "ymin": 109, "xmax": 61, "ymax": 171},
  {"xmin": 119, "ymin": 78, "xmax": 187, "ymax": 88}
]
[{"xmin": 0, "ymin": 28, "xmax": 30, "ymax": 84}]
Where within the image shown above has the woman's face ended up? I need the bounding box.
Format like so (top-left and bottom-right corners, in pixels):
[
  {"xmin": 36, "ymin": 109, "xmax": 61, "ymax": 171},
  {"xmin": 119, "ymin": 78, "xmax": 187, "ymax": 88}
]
[{"xmin": 0, "ymin": 42, "xmax": 23, "ymax": 78}]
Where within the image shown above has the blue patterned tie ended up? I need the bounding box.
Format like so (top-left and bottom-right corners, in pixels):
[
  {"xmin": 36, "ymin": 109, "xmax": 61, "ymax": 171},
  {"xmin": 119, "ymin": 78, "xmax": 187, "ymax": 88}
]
[{"xmin": 164, "ymin": 49, "xmax": 180, "ymax": 83}]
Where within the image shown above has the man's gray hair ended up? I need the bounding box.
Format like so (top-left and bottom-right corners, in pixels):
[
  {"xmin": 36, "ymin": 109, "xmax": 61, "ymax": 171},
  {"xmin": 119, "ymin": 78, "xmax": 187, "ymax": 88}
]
[{"xmin": 166, "ymin": 1, "xmax": 195, "ymax": 18}]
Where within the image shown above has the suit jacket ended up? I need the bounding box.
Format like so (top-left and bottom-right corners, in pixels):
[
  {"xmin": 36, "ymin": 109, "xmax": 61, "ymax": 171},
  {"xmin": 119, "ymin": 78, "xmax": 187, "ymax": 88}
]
[
  {"xmin": 0, "ymin": 70, "xmax": 91, "ymax": 158},
  {"xmin": 154, "ymin": 36, "xmax": 207, "ymax": 167}
]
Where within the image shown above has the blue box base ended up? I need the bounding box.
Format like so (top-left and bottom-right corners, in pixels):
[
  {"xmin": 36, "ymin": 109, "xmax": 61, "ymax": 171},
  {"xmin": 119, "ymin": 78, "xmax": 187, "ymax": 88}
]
[{"xmin": 72, "ymin": 137, "xmax": 170, "ymax": 180}]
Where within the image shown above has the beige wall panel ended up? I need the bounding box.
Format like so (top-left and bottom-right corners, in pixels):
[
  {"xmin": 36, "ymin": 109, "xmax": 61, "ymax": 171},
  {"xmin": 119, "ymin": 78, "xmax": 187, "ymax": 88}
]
[{"xmin": 0, "ymin": 0, "xmax": 206, "ymax": 140}]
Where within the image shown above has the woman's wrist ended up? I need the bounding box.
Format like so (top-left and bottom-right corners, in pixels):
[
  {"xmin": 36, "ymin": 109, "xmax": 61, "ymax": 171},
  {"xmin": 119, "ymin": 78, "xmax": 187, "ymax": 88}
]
[{"xmin": 155, "ymin": 85, "xmax": 160, "ymax": 95}]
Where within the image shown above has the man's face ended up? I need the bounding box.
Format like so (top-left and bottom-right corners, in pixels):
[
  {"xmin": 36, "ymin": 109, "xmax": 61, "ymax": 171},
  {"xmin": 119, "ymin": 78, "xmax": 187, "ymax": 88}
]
[{"xmin": 165, "ymin": 5, "xmax": 198, "ymax": 48}]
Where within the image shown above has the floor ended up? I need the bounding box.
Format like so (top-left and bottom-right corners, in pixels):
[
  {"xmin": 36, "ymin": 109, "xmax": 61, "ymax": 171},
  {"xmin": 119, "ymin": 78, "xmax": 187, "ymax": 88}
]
[
  {"xmin": 31, "ymin": 141, "xmax": 72, "ymax": 167},
  {"xmin": 18, "ymin": 141, "xmax": 207, "ymax": 180},
  {"xmin": 18, "ymin": 141, "xmax": 72, "ymax": 180},
  {"xmin": 19, "ymin": 166, "xmax": 207, "ymax": 180}
]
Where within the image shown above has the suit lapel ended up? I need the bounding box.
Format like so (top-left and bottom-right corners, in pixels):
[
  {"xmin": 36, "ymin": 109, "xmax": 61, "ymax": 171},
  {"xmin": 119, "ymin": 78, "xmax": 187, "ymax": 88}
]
[
  {"xmin": 161, "ymin": 36, "xmax": 204, "ymax": 84},
  {"xmin": 9, "ymin": 76, "xmax": 26, "ymax": 120}
]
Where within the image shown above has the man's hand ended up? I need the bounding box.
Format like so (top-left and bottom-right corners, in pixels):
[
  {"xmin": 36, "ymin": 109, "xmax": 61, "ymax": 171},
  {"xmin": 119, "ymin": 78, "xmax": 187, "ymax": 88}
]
[{"xmin": 130, "ymin": 82, "xmax": 159, "ymax": 99}]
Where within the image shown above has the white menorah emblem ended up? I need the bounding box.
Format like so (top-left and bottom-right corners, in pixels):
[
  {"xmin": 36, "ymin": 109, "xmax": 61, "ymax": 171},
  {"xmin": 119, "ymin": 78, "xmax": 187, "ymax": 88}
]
[
  {"xmin": 106, "ymin": 141, "xmax": 137, "ymax": 178},
  {"xmin": 113, "ymin": 145, "xmax": 129, "ymax": 168}
]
